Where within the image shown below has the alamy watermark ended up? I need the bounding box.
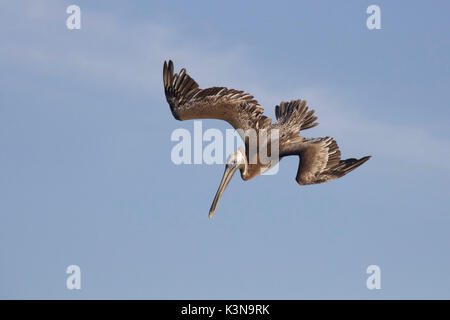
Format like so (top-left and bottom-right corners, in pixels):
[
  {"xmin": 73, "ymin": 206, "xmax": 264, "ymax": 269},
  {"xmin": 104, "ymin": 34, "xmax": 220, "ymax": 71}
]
[
  {"xmin": 366, "ymin": 5, "xmax": 381, "ymax": 30},
  {"xmin": 366, "ymin": 265, "xmax": 381, "ymax": 290},
  {"xmin": 66, "ymin": 264, "xmax": 81, "ymax": 290},
  {"xmin": 66, "ymin": 5, "xmax": 81, "ymax": 30},
  {"xmin": 170, "ymin": 121, "xmax": 280, "ymax": 175}
]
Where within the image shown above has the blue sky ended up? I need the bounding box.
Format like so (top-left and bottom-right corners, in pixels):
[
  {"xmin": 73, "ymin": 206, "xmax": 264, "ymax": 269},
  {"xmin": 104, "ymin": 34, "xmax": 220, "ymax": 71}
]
[{"xmin": 1, "ymin": 0, "xmax": 450, "ymax": 299}]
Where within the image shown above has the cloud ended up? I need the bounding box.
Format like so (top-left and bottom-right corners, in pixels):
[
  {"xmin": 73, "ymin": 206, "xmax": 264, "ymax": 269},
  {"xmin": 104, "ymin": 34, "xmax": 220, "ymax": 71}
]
[
  {"xmin": 264, "ymin": 87, "xmax": 450, "ymax": 172},
  {"xmin": 1, "ymin": 1, "xmax": 448, "ymax": 173},
  {"xmin": 0, "ymin": 1, "xmax": 252, "ymax": 96}
]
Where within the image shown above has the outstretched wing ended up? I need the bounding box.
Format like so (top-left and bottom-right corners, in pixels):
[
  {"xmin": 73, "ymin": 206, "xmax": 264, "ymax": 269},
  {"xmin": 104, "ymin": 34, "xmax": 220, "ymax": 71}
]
[
  {"xmin": 271, "ymin": 99, "xmax": 318, "ymax": 140},
  {"xmin": 163, "ymin": 60, "xmax": 272, "ymax": 134},
  {"xmin": 280, "ymin": 136, "xmax": 370, "ymax": 185}
]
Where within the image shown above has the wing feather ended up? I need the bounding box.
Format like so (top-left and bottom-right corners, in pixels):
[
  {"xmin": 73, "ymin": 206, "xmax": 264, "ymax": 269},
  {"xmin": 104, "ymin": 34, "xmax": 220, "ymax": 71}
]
[
  {"xmin": 163, "ymin": 60, "xmax": 269, "ymax": 133},
  {"xmin": 280, "ymin": 136, "xmax": 370, "ymax": 185},
  {"xmin": 272, "ymin": 99, "xmax": 319, "ymax": 140}
]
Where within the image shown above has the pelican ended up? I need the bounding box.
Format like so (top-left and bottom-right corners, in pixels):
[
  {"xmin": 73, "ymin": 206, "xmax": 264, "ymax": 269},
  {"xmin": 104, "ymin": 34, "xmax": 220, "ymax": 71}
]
[{"xmin": 163, "ymin": 60, "xmax": 370, "ymax": 218}]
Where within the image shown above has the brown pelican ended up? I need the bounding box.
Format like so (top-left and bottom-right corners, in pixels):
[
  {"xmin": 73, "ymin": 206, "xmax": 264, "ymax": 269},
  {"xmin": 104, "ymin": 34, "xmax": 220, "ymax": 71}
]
[{"xmin": 163, "ymin": 60, "xmax": 370, "ymax": 218}]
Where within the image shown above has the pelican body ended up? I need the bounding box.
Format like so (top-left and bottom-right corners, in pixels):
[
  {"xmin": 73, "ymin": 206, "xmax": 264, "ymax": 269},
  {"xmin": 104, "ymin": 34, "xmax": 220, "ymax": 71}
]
[{"xmin": 163, "ymin": 60, "xmax": 370, "ymax": 218}]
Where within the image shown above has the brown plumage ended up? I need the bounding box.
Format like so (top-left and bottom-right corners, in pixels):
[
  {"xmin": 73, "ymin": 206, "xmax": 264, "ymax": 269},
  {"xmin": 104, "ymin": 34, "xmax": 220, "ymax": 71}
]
[{"xmin": 163, "ymin": 60, "xmax": 370, "ymax": 217}]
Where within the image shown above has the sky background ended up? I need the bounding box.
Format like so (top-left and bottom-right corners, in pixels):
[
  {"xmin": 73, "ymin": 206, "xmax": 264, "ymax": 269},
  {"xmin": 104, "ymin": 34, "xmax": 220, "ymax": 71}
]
[{"xmin": 1, "ymin": 0, "xmax": 450, "ymax": 299}]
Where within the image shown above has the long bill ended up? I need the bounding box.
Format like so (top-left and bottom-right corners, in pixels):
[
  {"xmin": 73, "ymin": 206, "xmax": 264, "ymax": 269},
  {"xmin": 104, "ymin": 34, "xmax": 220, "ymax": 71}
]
[{"xmin": 208, "ymin": 164, "xmax": 238, "ymax": 219}]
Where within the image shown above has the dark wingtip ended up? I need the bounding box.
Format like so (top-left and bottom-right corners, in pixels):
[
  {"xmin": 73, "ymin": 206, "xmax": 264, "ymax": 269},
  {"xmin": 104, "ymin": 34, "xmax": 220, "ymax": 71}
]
[
  {"xmin": 163, "ymin": 61, "xmax": 168, "ymax": 87},
  {"xmin": 356, "ymin": 156, "xmax": 371, "ymax": 168},
  {"xmin": 163, "ymin": 60, "xmax": 174, "ymax": 70},
  {"xmin": 163, "ymin": 60, "xmax": 175, "ymax": 90}
]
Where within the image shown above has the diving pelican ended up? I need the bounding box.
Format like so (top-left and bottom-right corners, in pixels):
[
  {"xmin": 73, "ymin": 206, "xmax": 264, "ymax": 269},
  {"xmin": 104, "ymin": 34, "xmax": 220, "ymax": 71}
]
[{"xmin": 163, "ymin": 60, "xmax": 370, "ymax": 218}]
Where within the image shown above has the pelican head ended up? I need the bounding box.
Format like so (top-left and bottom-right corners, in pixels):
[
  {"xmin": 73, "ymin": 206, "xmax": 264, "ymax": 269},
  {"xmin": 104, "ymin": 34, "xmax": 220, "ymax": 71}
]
[{"xmin": 208, "ymin": 148, "xmax": 246, "ymax": 218}]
